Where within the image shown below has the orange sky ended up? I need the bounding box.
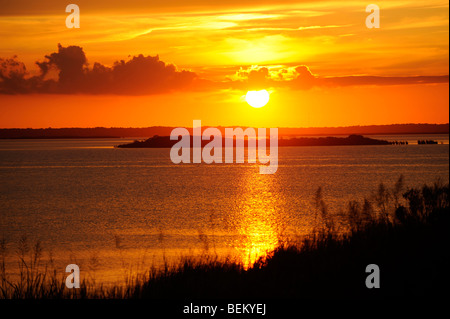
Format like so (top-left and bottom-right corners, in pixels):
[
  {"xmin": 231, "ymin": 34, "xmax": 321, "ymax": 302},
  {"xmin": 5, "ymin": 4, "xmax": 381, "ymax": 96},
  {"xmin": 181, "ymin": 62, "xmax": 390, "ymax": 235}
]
[{"xmin": 0, "ymin": 0, "xmax": 448, "ymax": 128}]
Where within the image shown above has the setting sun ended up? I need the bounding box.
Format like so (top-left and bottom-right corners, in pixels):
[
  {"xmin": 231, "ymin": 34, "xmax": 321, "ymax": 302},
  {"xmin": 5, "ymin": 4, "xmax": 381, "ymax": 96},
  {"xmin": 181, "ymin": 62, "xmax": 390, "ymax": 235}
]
[{"xmin": 245, "ymin": 90, "xmax": 270, "ymax": 108}]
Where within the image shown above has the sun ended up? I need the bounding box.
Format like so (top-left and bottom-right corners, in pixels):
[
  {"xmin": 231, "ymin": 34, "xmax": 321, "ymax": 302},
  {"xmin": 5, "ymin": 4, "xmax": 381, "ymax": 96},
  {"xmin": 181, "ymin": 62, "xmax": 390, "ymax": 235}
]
[{"xmin": 245, "ymin": 90, "xmax": 270, "ymax": 108}]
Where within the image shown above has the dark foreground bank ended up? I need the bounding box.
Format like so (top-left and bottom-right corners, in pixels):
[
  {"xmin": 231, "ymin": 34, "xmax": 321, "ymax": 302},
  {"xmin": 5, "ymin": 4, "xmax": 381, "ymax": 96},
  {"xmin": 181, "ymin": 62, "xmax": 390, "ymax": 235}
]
[{"xmin": 124, "ymin": 179, "xmax": 449, "ymax": 300}]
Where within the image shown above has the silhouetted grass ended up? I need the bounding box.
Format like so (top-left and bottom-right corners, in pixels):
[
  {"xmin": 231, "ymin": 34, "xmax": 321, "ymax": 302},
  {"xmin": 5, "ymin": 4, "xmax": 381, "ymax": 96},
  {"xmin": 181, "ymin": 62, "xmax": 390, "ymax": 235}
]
[{"xmin": 1, "ymin": 177, "xmax": 449, "ymax": 299}]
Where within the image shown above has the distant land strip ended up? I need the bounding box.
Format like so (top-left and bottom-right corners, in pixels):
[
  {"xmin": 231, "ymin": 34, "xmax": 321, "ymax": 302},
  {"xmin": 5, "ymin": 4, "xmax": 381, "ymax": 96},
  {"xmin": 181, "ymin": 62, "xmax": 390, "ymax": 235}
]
[
  {"xmin": 0, "ymin": 123, "xmax": 448, "ymax": 139},
  {"xmin": 116, "ymin": 134, "xmax": 393, "ymax": 148}
]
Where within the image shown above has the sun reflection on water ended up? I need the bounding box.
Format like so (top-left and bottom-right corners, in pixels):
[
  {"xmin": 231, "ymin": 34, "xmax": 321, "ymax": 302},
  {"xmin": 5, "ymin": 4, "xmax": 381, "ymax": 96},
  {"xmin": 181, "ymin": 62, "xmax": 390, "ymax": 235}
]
[{"xmin": 228, "ymin": 167, "xmax": 285, "ymax": 268}]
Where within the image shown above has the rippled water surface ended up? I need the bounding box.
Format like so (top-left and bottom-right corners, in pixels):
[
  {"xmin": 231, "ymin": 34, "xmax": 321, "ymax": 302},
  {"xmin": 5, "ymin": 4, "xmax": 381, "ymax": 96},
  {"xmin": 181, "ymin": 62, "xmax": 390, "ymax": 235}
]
[{"xmin": 0, "ymin": 136, "xmax": 448, "ymax": 284}]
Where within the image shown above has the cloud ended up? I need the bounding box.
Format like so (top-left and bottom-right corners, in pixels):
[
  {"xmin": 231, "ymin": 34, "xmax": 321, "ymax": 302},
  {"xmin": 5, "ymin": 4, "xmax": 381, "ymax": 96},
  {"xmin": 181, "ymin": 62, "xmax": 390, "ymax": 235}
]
[
  {"xmin": 0, "ymin": 45, "xmax": 448, "ymax": 95},
  {"xmin": 234, "ymin": 66, "xmax": 270, "ymax": 89},
  {"xmin": 226, "ymin": 64, "xmax": 449, "ymax": 90},
  {"xmin": 82, "ymin": 53, "xmax": 197, "ymax": 94},
  {"xmin": 36, "ymin": 44, "xmax": 88, "ymax": 92},
  {"xmin": 317, "ymin": 75, "xmax": 450, "ymax": 87},
  {"xmin": 290, "ymin": 65, "xmax": 316, "ymax": 89},
  {"xmin": 0, "ymin": 44, "xmax": 197, "ymax": 94},
  {"xmin": 0, "ymin": 56, "xmax": 29, "ymax": 94}
]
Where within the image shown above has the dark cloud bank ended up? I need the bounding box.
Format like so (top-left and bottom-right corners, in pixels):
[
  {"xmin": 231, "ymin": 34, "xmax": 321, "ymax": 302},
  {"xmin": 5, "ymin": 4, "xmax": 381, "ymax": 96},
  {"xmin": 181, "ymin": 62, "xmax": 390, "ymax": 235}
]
[
  {"xmin": 0, "ymin": 44, "xmax": 448, "ymax": 95},
  {"xmin": 0, "ymin": 44, "xmax": 197, "ymax": 94}
]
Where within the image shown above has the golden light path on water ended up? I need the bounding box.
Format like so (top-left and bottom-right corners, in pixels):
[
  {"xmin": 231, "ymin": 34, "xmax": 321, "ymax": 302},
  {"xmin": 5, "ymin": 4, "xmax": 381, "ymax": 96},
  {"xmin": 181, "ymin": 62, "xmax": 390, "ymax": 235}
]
[{"xmin": 229, "ymin": 166, "xmax": 285, "ymax": 268}]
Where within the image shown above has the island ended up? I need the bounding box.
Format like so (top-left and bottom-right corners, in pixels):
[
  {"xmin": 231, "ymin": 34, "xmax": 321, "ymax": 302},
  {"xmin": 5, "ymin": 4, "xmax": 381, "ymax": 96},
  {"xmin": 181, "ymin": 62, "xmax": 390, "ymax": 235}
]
[{"xmin": 116, "ymin": 134, "xmax": 393, "ymax": 148}]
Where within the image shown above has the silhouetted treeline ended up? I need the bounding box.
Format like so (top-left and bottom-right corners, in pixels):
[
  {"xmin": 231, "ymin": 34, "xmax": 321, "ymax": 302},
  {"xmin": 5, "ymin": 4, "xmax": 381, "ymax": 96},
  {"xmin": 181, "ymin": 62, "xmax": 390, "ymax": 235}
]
[
  {"xmin": 279, "ymin": 123, "xmax": 449, "ymax": 136},
  {"xmin": 278, "ymin": 134, "xmax": 392, "ymax": 146},
  {"xmin": 418, "ymin": 139, "xmax": 438, "ymax": 144},
  {"xmin": 0, "ymin": 123, "xmax": 448, "ymax": 139},
  {"xmin": 0, "ymin": 127, "xmax": 175, "ymax": 139}
]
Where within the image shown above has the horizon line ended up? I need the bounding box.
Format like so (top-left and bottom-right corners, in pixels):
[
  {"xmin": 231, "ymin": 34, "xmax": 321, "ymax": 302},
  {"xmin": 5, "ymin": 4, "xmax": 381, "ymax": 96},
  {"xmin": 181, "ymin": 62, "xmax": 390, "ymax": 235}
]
[{"xmin": 1, "ymin": 123, "xmax": 449, "ymax": 130}]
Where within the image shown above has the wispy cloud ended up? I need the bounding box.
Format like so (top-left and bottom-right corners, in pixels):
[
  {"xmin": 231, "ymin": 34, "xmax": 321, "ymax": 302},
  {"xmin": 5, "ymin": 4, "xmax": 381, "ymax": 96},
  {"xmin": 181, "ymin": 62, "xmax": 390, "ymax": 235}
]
[
  {"xmin": 0, "ymin": 0, "xmax": 448, "ymax": 77},
  {"xmin": 297, "ymin": 24, "xmax": 351, "ymax": 30}
]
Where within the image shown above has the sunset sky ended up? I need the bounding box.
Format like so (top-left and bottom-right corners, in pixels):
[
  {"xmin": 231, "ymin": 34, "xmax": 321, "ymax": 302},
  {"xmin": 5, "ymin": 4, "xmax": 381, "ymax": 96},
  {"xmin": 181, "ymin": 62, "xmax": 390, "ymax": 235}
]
[{"xmin": 0, "ymin": 0, "xmax": 448, "ymax": 128}]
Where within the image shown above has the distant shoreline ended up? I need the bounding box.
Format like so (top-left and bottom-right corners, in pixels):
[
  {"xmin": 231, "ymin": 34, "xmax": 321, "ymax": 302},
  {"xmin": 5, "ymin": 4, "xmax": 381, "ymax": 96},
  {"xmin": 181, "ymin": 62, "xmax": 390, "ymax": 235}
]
[
  {"xmin": 0, "ymin": 132, "xmax": 448, "ymax": 140},
  {"xmin": 0, "ymin": 123, "xmax": 448, "ymax": 139},
  {"xmin": 0, "ymin": 136, "xmax": 123, "ymax": 139}
]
